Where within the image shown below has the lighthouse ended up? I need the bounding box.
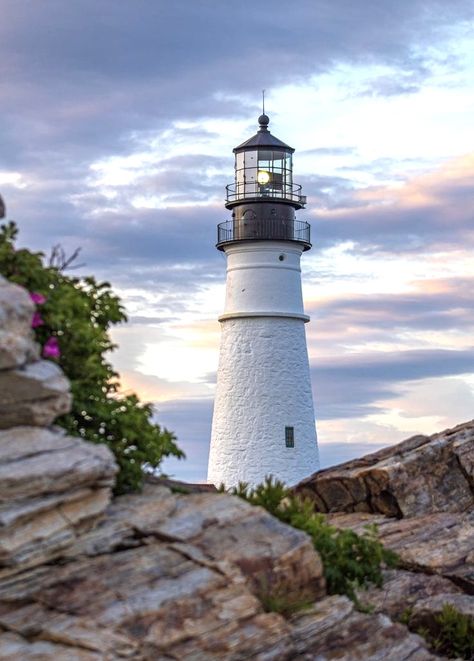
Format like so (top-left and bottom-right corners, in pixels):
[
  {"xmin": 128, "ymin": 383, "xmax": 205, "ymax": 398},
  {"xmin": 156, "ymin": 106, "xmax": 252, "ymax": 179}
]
[{"xmin": 208, "ymin": 113, "xmax": 319, "ymax": 488}]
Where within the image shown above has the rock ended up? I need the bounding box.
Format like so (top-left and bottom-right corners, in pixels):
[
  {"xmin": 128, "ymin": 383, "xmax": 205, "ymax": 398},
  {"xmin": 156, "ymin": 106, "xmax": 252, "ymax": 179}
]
[
  {"xmin": 0, "ymin": 278, "xmax": 39, "ymax": 370},
  {"xmin": 0, "ymin": 276, "xmax": 70, "ymax": 428},
  {"xmin": 0, "ymin": 494, "xmax": 296, "ymax": 659},
  {"xmin": 409, "ymin": 592, "xmax": 474, "ymax": 632},
  {"xmin": 0, "ymin": 485, "xmax": 438, "ymax": 661},
  {"xmin": 0, "ymin": 426, "xmax": 117, "ymax": 571},
  {"xmin": 289, "ymin": 595, "xmax": 439, "ymax": 660},
  {"xmin": 0, "ymin": 632, "xmax": 101, "ymax": 660},
  {"xmin": 0, "ymin": 427, "xmax": 116, "ymax": 500},
  {"xmin": 151, "ymin": 475, "xmax": 218, "ymax": 493},
  {"xmin": 0, "ymin": 361, "xmax": 71, "ymax": 428},
  {"xmin": 154, "ymin": 489, "xmax": 326, "ymax": 602},
  {"xmin": 328, "ymin": 510, "xmax": 474, "ymax": 594},
  {"xmin": 295, "ymin": 420, "xmax": 474, "ymax": 517},
  {"xmin": 357, "ymin": 569, "xmax": 462, "ymax": 620},
  {"xmin": 0, "ymin": 603, "xmax": 138, "ymax": 657},
  {"xmin": 61, "ymin": 483, "xmax": 325, "ymax": 605}
]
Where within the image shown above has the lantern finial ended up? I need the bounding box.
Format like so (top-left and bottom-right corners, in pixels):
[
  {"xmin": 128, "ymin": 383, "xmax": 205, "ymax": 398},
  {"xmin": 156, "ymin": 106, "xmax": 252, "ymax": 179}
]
[{"xmin": 258, "ymin": 90, "xmax": 270, "ymax": 131}]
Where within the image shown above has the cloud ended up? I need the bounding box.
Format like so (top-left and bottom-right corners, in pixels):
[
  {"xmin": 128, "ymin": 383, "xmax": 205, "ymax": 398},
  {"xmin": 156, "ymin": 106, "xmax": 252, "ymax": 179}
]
[
  {"xmin": 300, "ymin": 147, "xmax": 358, "ymax": 157},
  {"xmin": 2, "ymin": 0, "xmax": 472, "ymax": 171},
  {"xmin": 355, "ymin": 71, "xmax": 427, "ymax": 98},
  {"xmin": 310, "ymin": 153, "xmax": 474, "ymax": 252},
  {"xmin": 2, "ymin": 0, "xmax": 474, "ymax": 487},
  {"xmin": 312, "ymin": 347, "xmax": 474, "ymax": 419},
  {"xmin": 318, "ymin": 441, "xmax": 388, "ymax": 468},
  {"xmin": 2, "ymin": 2, "xmax": 472, "ymax": 286},
  {"xmin": 307, "ymin": 276, "xmax": 474, "ymax": 340}
]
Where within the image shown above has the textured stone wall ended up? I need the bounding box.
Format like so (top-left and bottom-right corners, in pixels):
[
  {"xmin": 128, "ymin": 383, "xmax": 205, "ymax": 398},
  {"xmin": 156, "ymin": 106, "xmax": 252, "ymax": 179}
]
[{"xmin": 209, "ymin": 315, "xmax": 319, "ymax": 488}]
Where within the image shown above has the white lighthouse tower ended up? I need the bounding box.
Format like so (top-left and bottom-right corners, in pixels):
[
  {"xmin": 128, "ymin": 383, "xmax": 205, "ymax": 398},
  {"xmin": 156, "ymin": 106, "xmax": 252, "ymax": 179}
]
[{"xmin": 208, "ymin": 113, "xmax": 319, "ymax": 488}]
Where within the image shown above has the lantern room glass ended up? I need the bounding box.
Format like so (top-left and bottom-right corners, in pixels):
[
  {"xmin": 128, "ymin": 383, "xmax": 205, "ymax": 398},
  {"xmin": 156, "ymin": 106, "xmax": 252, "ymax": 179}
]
[{"xmin": 234, "ymin": 149, "xmax": 293, "ymax": 200}]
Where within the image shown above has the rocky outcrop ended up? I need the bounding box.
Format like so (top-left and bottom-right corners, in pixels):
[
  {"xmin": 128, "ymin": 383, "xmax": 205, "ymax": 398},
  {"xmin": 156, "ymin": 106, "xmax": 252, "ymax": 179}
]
[
  {"xmin": 0, "ymin": 361, "xmax": 72, "ymax": 428},
  {"xmin": 290, "ymin": 595, "xmax": 436, "ymax": 660},
  {"xmin": 329, "ymin": 508, "xmax": 474, "ymax": 594},
  {"xmin": 298, "ymin": 420, "xmax": 474, "ymax": 658},
  {"xmin": 0, "ymin": 485, "xmax": 318, "ymax": 660},
  {"xmin": 357, "ymin": 569, "xmax": 462, "ymax": 620},
  {"xmin": 0, "ymin": 276, "xmax": 117, "ymax": 575},
  {"xmin": 295, "ymin": 421, "xmax": 474, "ymax": 517},
  {"xmin": 0, "ymin": 426, "xmax": 116, "ymax": 571},
  {"xmin": 0, "ymin": 481, "xmax": 438, "ymax": 660},
  {"xmin": 0, "ymin": 275, "xmax": 469, "ymax": 658}
]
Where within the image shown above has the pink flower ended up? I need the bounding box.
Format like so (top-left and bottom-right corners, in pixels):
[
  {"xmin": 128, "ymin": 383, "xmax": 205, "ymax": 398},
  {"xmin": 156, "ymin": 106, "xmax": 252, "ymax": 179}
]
[
  {"xmin": 30, "ymin": 292, "xmax": 46, "ymax": 305},
  {"xmin": 31, "ymin": 311, "xmax": 44, "ymax": 328},
  {"xmin": 42, "ymin": 336, "xmax": 61, "ymax": 359}
]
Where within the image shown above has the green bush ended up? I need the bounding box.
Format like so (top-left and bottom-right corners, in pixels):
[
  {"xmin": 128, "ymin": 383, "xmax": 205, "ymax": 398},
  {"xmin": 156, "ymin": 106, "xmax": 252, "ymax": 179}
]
[
  {"xmin": 223, "ymin": 476, "xmax": 398, "ymax": 603},
  {"xmin": 407, "ymin": 603, "xmax": 474, "ymax": 659},
  {"xmin": 0, "ymin": 221, "xmax": 184, "ymax": 493},
  {"xmin": 429, "ymin": 603, "xmax": 474, "ymax": 659}
]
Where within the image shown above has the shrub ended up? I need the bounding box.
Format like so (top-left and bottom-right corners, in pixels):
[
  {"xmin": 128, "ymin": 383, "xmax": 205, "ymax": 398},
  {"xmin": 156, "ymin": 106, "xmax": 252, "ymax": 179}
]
[
  {"xmin": 0, "ymin": 221, "xmax": 184, "ymax": 493},
  {"xmin": 430, "ymin": 604, "xmax": 474, "ymax": 659},
  {"xmin": 407, "ymin": 603, "xmax": 474, "ymax": 659},
  {"xmin": 224, "ymin": 476, "xmax": 398, "ymax": 603}
]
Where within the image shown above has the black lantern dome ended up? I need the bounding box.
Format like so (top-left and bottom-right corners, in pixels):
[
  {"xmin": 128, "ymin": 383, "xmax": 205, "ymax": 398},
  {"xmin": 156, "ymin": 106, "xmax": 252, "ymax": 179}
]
[{"xmin": 217, "ymin": 115, "xmax": 310, "ymax": 250}]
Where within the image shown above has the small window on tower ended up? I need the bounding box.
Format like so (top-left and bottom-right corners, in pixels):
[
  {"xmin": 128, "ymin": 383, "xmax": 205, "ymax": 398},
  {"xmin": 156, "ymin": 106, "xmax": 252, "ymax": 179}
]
[{"xmin": 285, "ymin": 426, "xmax": 295, "ymax": 448}]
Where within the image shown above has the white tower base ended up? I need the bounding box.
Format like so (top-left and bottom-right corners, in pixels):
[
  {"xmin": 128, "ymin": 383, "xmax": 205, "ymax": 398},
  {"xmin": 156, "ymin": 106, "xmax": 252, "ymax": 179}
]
[{"xmin": 208, "ymin": 241, "xmax": 319, "ymax": 488}]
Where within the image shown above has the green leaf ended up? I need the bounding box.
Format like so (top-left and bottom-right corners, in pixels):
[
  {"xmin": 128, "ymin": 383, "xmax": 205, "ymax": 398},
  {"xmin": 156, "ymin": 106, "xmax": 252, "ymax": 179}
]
[{"xmin": 0, "ymin": 222, "xmax": 184, "ymax": 494}]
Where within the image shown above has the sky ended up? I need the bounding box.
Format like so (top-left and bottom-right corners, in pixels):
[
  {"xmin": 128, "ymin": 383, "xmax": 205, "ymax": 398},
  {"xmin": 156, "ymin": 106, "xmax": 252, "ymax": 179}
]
[{"xmin": 1, "ymin": 0, "xmax": 474, "ymax": 482}]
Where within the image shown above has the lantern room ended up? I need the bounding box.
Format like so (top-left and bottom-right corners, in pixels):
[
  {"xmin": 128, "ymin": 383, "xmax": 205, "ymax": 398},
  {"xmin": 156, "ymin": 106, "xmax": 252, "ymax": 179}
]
[{"xmin": 225, "ymin": 114, "xmax": 306, "ymax": 209}]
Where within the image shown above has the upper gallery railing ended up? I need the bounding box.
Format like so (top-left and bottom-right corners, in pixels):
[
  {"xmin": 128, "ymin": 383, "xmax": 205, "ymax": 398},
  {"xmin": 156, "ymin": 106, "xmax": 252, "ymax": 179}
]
[
  {"xmin": 217, "ymin": 218, "xmax": 311, "ymax": 250},
  {"xmin": 226, "ymin": 182, "xmax": 306, "ymax": 206}
]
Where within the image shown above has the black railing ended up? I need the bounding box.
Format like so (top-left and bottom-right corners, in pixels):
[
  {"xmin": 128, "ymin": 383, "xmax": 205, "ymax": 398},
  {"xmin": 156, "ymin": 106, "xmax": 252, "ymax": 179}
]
[
  {"xmin": 217, "ymin": 218, "xmax": 311, "ymax": 249},
  {"xmin": 226, "ymin": 182, "xmax": 306, "ymax": 206}
]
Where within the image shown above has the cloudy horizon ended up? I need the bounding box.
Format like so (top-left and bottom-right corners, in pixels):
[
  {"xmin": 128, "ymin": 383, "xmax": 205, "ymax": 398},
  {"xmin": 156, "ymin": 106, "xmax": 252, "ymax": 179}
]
[{"xmin": 1, "ymin": 0, "xmax": 473, "ymax": 482}]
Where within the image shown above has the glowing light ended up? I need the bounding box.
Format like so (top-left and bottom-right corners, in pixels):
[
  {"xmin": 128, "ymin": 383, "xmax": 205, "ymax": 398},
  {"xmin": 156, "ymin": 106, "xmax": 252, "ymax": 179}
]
[{"xmin": 257, "ymin": 170, "xmax": 270, "ymax": 185}]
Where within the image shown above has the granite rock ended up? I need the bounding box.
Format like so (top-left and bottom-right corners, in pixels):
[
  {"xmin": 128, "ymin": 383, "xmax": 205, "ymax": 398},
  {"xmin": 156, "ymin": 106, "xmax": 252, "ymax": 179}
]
[
  {"xmin": 295, "ymin": 420, "xmax": 474, "ymax": 517},
  {"xmin": 290, "ymin": 595, "xmax": 440, "ymax": 660},
  {"xmin": 357, "ymin": 569, "xmax": 462, "ymax": 620},
  {"xmin": 0, "ymin": 426, "xmax": 117, "ymax": 571},
  {"xmin": 410, "ymin": 592, "xmax": 474, "ymax": 632},
  {"xmin": 328, "ymin": 509, "xmax": 474, "ymax": 594},
  {"xmin": 60, "ymin": 483, "xmax": 326, "ymax": 605},
  {"xmin": 0, "ymin": 484, "xmax": 438, "ymax": 661},
  {"xmin": 0, "ymin": 361, "xmax": 71, "ymax": 428},
  {"xmin": 0, "ymin": 278, "xmax": 39, "ymax": 370}
]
